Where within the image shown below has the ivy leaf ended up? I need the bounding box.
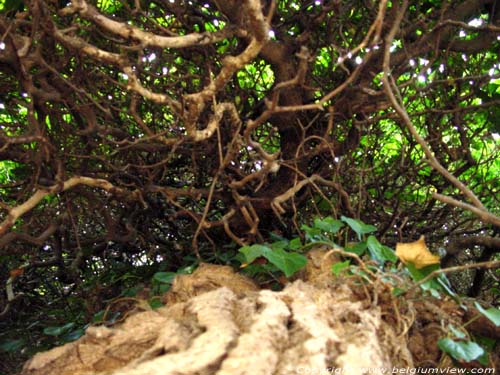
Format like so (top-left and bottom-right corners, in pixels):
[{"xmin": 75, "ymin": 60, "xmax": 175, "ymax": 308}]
[
  {"xmin": 474, "ymin": 302, "xmax": 500, "ymax": 326},
  {"xmin": 366, "ymin": 235, "xmax": 397, "ymax": 265},
  {"xmin": 93, "ymin": 310, "xmax": 120, "ymax": 325},
  {"xmin": 61, "ymin": 328, "xmax": 85, "ymax": 342},
  {"xmin": 271, "ymin": 240, "xmax": 289, "ymax": 250},
  {"xmin": 438, "ymin": 338, "xmax": 484, "ymax": 362},
  {"xmin": 153, "ymin": 272, "xmax": 177, "ymax": 284},
  {"xmin": 264, "ymin": 248, "xmax": 307, "ymax": 277},
  {"xmin": 43, "ymin": 322, "xmax": 76, "ymax": 336},
  {"xmin": 341, "ymin": 216, "xmax": 377, "ymax": 241},
  {"xmin": 269, "ymin": 232, "xmax": 287, "ymax": 242},
  {"xmin": 405, "ymin": 262, "xmax": 440, "ymax": 282},
  {"xmin": 300, "ymin": 224, "xmax": 324, "ymax": 242},
  {"xmin": 405, "ymin": 262, "xmax": 445, "ymax": 296},
  {"xmin": 239, "ymin": 244, "xmax": 271, "ymax": 264},
  {"xmin": 435, "ymin": 274, "xmax": 457, "ymax": 298},
  {"xmin": 392, "ymin": 287, "xmax": 406, "ymax": 296},
  {"xmin": 331, "ymin": 260, "xmax": 350, "ymax": 276},
  {"xmin": 288, "ymin": 237, "xmax": 302, "ymax": 250},
  {"xmin": 313, "ymin": 217, "xmax": 344, "ymax": 234},
  {"xmin": 448, "ymin": 325, "xmax": 466, "ymax": 339},
  {"xmin": 149, "ymin": 299, "xmax": 164, "ymax": 309},
  {"xmin": 0, "ymin": 338, "xmax": 25, "ymax": 352},
  {"xmin": 345, "ymin": 241, "xmax": 367, "ymax": 256}
]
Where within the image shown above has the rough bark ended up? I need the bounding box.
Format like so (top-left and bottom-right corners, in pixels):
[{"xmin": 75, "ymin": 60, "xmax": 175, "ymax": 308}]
[{"xmin": 22, "ymin": 259, "xmax": 498, "ymax": 375}]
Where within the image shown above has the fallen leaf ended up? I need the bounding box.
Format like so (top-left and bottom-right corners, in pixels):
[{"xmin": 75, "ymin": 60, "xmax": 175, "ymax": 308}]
[{"xmin": 395, "ymin": 235, "xmax": 440, "ymax": 269}]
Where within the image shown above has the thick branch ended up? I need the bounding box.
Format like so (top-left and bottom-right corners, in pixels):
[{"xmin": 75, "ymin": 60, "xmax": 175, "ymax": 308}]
[
  {"xmin": 0, "ymin": 177, "xmax": 141, "ymax": 237},
  {"xmin": 447, "ymin": 235, "xmax": 500, "ymax": 256},
  {"xmin": 65, "ymin": 0, "xmax": 235, "ymax": 49}
]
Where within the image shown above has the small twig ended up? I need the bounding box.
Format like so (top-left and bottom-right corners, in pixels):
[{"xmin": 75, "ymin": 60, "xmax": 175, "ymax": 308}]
[
  {"xmin": 404, "ymin": 260, "xmax": 500, "ymax": 295},
  {"xmin": 324, "ymin": 248, "xmax": 377, "ymax": 281}
]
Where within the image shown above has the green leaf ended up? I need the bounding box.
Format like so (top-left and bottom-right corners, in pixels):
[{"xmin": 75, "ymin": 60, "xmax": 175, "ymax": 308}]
[
  {"xmin": 1, "ymin": 0, "xmax": 23, "ymax": 13},
  {"xmin": 392, "ymin": 287, "xmax": 406, "ymax": 296},
  {"xmin": 405, "ymin": 262, "xmax": 448, "ymax": 296},
  {"xmin": 448, "ymin": 325, "xmax": 466, "ymax": 339},
  {"xmin": 93, "ymin": 310, "xmax": 121, "ymax": 324},
  {"xmin": 405, "ymin": 262, "xmax": 440, "ymax": 282},
  {"xmin": 289, "ymin": 237, "xmax": 302, "ymax": 250},
  {"xmin": 157, "ymin": 283, "xmax": 171, "ymax": 294},
  {"xmin": 341, "ymin": 216, "xmax": 377, "ymax": 241},
  {"xmin": 153, "ymin": 271, "xmax": 177, "ymax": 284},
  {"xmin": 438, "ymin": 338, "xmax": 484, "ymax": 362},
  {"xmin": 349, "ymin": 266, "xmax": 372, "ymax": 282},
  {"xmin": 263, "ymin": 248, "xmax": 307, "ymax": 277},
  {"xmin": 121, "ymin": 286, "xmax": 142, "ymax": 297},
  {"xmin": 345, "ymin": 241, "xmax": 367, "ymax": 256},
  {"xmin": 177, "ymin": 264, "xmax": 196, "ymax": 275},
  {"xmin": 239, "ymin": 244, "xmax": 271, "ymax": 263},
  {"xmin": 474, "ymin": 302, "xmax": 500, "ymax": 326},
  {"xmin": 270, "ymin": 240, "xmax": 288, "ymax": 250},
  {"xmin": 269, "ymin": 232, "xmax": 287, "ymax": 242},
  {"xmin": 149, "ymin": 299, "xmax": 164, "ymax": 309},
  {"xmin": 435, "ymin": 274, "xmax": 457, "ymax": 298},
  {"xmin": 331, "ymin": 260, "xmax": 350, "ymax": 276},
  {"xmin": 43, "ymin": 322, "xmax": 76, "ymax": 336},
  {"xmin": 0, "ymin": 338, "xmax": 25, "ymax": 352},
  {"xmin": 366, "ymin": 235, "xmax": 397, "ymax": 265},
  {"xmin": 61, "ymin": 328, "xmax": 85, "ymax": 342},
  {"xmin": 473, "ymin": 335, "xmax": 496, "ymax": 366},
  {"xmin": 92, "ymin": 310, "xmax": 106, "ymax": 323},
  {"xmin": 300, "ymin": 224, "xmax": 324, "ymax": 242},
  {"xmin": 97, "ymin": 0, "xmax": 122, "ymax": 13},
  {"xmin": 313, "ymin": 217, "xmax": 344, "ymax": 234}
]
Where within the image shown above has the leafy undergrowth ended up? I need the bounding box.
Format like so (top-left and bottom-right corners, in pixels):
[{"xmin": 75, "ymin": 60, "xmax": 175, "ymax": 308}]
[
  {"xmin": 3, "ymin": 217, "xmax": 500, "ymax": 374},
  {"xmin": 19, "ymin": 244, "xmax": 500, "ymax": 374},
  {"xmin": 231, "ymin": 216, "xmax": 500, "ymax": 369}
]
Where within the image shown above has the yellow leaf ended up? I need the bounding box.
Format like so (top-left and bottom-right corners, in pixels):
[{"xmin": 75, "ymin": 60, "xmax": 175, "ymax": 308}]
[{"xmin": 395, "ymin": 235, "xmax": 440, "ymax": 269}]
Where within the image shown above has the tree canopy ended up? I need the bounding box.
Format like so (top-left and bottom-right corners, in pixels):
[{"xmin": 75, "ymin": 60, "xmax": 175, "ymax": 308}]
[{"xmin": 0, "ymin": 0, "xmax": 500, "ymax": 370}]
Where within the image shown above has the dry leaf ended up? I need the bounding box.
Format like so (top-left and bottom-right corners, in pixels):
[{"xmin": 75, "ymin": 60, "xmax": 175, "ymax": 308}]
[{"xmin": 395, "ymin": 235, "xmax": 440, "ymax": 269}]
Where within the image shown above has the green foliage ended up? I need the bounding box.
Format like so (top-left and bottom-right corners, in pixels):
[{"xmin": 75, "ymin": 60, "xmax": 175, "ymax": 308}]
[
  {"xmin": 239, "ymin": 215, "xmax": 398, "ymax": 279},
  {"xmin": 0, "ymin": 0, "xmax": 23, "ymax": 13},
  {"xmin": 236, "ymin": 61, "xmax": 274, "ymax": 96},
  {"xmin": 239, "ymin": 243, "xmax": 307, "ymax": 278},
  {"xmin": 473, "ymin": 302, "xmax": 500, "ymax": 326},
  {"xmin": 331, "ymin": 260, "xmax": 350, "ymax": 276},
  {"xmin": 312, "ymin": 216, "xmax": 345, "ymax": 235},
  {"xmin": 43, "ymin": 323, "xmax": 85, "ymax": 344},
  {"xmin": 0, "ymin": 338, "xmax": 25, "ymax": 353},
  {"xmin": 42, "ymin": 322, "xmax": 76, "ymax": 336},
  {"xmin": 96, "ymin": 0, "xmax": 118, "ymax": 12},
  {"xmin": 239, "ymin": 215, "xmax": 498, "ymax": 366},
  {"xmin": 404, "ymin": 263, "xmax": 456, "ymax": 298},
  {"xmin": 366, "ymin": 235, "xmax": 398, "ymax": 266},
  {"xmin": 438, "ymin": 336, "xmax": 484, "ymax": 363},
  {"xmin": 301, "ymin": 216, "xmax": 344, "ymax": 243},
  {"xmin": 153, "ymin": 271, "xmax": 177, "ymax": 285}
]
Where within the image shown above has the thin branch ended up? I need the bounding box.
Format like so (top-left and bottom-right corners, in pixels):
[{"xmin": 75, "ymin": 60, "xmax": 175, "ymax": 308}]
[
  {"xmin": 405, "ymin": 260, "xmax": 500, "ymax": 295},
  {"xmin": 380, "ymin": 0, "xmax": 500, "ymax": 227}
]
